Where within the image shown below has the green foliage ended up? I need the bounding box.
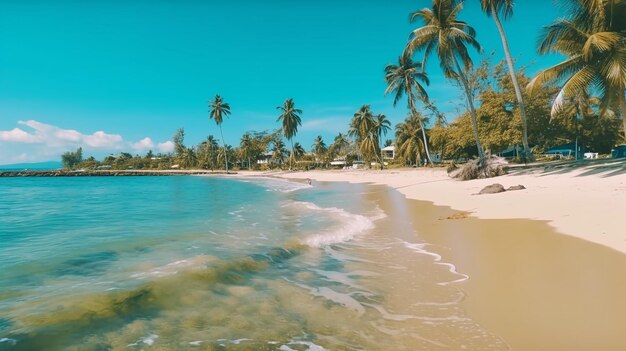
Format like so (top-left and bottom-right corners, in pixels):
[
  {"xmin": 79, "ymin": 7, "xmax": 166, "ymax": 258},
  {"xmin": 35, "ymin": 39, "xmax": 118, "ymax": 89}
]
[
  {"xmin": 271, "ymin": 139, "xmax": 287, "ymax": 168},
  {"xmin": 172, "ymin": 128, "xmax": 186, "ymax": 157},
  {"xmin": 348, "ymin": 105, "xmax": 387, "ymax": 167},
  {"xmin": 61, "ymin": 147, "xmax": 83, "ymax": 170},
  {"xmin": 529, "ymin": 0, "xmax": 626, "ymax": 139},
  {"xmin": 312, "ymin": 135, "xmax": 328, "ymax": 168},
  {"xmin": 209, "ymin": 94, "xmax": 232, "ymax": 172},
  {"xmin": 406, "ymin": 0, "xmax": 486, "ymax": 164},
  {"xmin": 197, "ymin": 136, "xmax": 220, "ymax": 170},
  {"xmin": 276, "ymin": 98, "xmax": 303, "ymax": 169},
  {"xmin": 395, "ymin": 112, "xmax": 426, "ymax": 166}
]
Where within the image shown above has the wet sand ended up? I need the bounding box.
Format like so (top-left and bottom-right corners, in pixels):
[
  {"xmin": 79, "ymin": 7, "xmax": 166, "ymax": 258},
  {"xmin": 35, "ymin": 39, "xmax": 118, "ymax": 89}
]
[
  {"xmin": 265, "ymin": 160, "xmax": 626, "ymax": 254},
  {"xmin": 398, "ymin": 191, "xmax": 626, "ymax": 350}
]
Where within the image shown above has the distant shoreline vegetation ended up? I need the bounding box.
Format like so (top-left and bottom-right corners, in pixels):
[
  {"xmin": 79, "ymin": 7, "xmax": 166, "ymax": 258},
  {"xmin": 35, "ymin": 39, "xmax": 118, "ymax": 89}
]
[
  {"xmin": 32, "ymin": 1, "xmax": 626, "ymax": 177},
  {"xmin": 0, "ymin": 169, "xmax": 225, "ymax": 177}
]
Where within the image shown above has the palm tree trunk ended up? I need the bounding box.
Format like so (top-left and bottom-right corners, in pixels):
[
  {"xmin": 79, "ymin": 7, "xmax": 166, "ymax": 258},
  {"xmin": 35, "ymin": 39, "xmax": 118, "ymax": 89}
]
[
  {"xmin": 453, "ymin": 58, "xmax": 486, "ymax": 167},
  {"xmin": 290, "ymin": 139, "xmax": 295, "ymax": 170},
  {"xmin": 492, "ymin": 5, "xmax": 532, "ymax": 161},
  {"xmin": 377, "ymin": 136, "xmax": 385, "ymax": 170},
  {"xmin": 219, "ymin": 125, "xmax": 228, "ymax": 173},
  {"xmin": 408, "ymin": 89, "xmax": 433, "ymax": 164},
  {"xmin": 415, "ymin": 144, "xmax": 422, "ymax": 167},
  {"xmin": 620, "ymin": 95, "xmax": 626, "ymax": 142}
]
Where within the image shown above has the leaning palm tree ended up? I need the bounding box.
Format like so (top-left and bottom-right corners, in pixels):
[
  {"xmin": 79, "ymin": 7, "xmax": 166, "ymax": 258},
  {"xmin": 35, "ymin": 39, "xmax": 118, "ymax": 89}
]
[
  {"xmin": 277, "ymin": 98, "xmax": 303, "ymax": 170},
  {"xmin": 528, "ymin": 0, "xmax": 626, "ymax": 140},
  {"xmin": 480, "ymin": 0, "xmax": 532, "ymax": 160},
  {"xmin": 209, "ymin": 95, "xmax": 232, "ymax": 173},
  {"xmin": 384, "ymin": 52, "xmax": 434, "ymax": 163},
  {"xmin": 406, "ymin": 0, "xmax": 486, "ymax": 166}
]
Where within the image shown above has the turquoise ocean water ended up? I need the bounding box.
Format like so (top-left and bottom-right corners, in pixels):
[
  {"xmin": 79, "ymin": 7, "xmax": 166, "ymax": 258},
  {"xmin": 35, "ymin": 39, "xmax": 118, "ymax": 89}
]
[{"xmin": 0, "ymin": 176, "xmax": 507, "ymax": 350}]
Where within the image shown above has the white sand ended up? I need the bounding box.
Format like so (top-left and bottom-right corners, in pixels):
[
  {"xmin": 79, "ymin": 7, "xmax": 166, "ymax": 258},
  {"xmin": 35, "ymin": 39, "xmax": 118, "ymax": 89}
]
[{"xmin": 242, "ymin": 160, "xmax": 626, "ymax": 254}]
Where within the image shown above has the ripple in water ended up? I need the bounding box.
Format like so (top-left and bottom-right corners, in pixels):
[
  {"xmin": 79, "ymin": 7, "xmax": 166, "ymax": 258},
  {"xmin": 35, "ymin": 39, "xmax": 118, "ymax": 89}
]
[{"xmin": 0, "ymin": 176, "xmax": 508, "ymax": 350}]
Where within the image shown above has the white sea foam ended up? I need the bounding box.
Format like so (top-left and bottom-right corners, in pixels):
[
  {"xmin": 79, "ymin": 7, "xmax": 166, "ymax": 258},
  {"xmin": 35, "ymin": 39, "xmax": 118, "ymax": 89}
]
[
  {"xmin": 400, "ymin": 240, "xmax": 469, "ymax": 285},
  {"xmin": 130, "ymin": 256, "xmax": 213, "ymax": 279},
  {"xmin": 289, "ymin": 201, "xmax": 375, "ymax": 247},
  {"xmin": 127, "ymin": 334, "xmax": 158, "ymax": 347},
  {"xmin": 280, "ymin": 340, "xmax": 329, "ymax": 351},
  {"xmin": 243, "ymin": 176, "xmax": 312, "ymax": 193},
  {"xmin": 365, "ymin": 302, "xmax": 468, "ymax": 323},
  {"xmin": 291, "ymin": 280, "xmax": 367, "ymax": 316},
  {"xmin": 0, "ymin": 338, "xmax": 17, "ymax": 346},
  {"xmin": 369, "ymin": 205, "xmax": 388, "ymax": 221}
]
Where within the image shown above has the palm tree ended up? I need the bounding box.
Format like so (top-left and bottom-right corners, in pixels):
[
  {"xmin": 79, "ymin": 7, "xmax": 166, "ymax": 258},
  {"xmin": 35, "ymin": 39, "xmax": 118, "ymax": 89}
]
[
  {"xmin": 277, "ymin": 98, "xmax": 303, "ymax": 170},
  {"xmin": 349, "ymin": 105, "xmax": 376, "ymax": 162},
  {"xmin": 480, "ymin": 0, "xmax": 532, "ymax": 160},
  {"xmin": 384, "ymin": 52, "xmax": 434, "ymax": 163},
  {"xmin": 240, "ymin": 132, "xmax": 253, "ymax": 169},
  {"xmin": 209, "ymin": 95, "xmax": 231, "ymax": 173},
  {"xmin": 271, "ymin": 139, "xmax": 287, "ymax": 168},
  {"xmin": 331, "ymin": 133, "xmax": 350, "ymax": 157},
  {"xmin": 293, "ymin": 142, "xmax": 306, "ymax": 160},
  {"xmin": 374, "ymin": 114, "xmax": 391, "ymax": 169},
  {"xmin": 349, "ymin": 105, "xmax": 376, "ymax": 143},
  {"xmin": 217, "ymin": 144, "xmax": 233, "ymax": 169},
  {"xmin": 406, "ymin": 0, "xmax": 486, "ymax": 166},
  {"xmin": 528, "ymin": 0, "xmax": 626, "ymax": 140},
  {"xmin": 396, "ymin": 112, "xmax": 426, "ymax": 166},
  {"xmin": 312, "ymin": 135, "xmax": 327, "ymax": 167}
]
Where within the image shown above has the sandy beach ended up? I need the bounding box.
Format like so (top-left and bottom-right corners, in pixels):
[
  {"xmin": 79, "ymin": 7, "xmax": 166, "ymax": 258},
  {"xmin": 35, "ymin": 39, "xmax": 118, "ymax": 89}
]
[
  {"xmin": 255, "ymin": 159, "xmax": 626, "ymax": 255},
  {"xmin": 250, "ymin": 159, "xmax": 626, "ymax": 350}
]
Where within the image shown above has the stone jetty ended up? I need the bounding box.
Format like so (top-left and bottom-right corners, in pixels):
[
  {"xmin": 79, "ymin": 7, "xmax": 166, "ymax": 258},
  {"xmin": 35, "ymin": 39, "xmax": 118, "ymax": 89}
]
[{"xmin": 0, "ymin": 170, "xmax": 233, "ymax": 177}]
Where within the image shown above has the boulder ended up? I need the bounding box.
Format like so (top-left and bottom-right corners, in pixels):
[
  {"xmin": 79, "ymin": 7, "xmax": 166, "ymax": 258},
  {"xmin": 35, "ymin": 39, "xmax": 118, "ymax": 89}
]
[
  {"xmin": 507, "ymin": 185, "xmax": 526, "ymax": 191},
  {"xmin": 478, "ymin": 183, "xmax": 506, "ymax": 195}
]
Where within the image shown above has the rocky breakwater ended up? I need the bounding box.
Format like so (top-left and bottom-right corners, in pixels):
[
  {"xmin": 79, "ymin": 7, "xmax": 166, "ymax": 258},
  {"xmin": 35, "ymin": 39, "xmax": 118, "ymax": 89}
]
[{"xmin": 0, "ymin": 170, "xmax": 230, "ymax": 177}]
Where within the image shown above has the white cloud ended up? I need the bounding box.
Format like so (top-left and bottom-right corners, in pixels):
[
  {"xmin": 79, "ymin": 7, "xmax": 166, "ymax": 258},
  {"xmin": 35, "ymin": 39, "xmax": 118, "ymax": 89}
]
[
  {"xmin": 131, "ymin": 137, "xmax": 155, "ymax": 151},
  {"xmin": 157, "ymin": 141, "xmax": 175, "ymax": 153},
  {"xmin": 301, "ymin": 117, "xmax": 349, "ymax": 133},
  {"xmin": 84, "ymin": 131, "xmax": 124, "ymax": 148},
  {"xmin": 55, "ymin": 129, "xmax": 82, "ymax": 142},
  {"xmin": 0, "ymin": 127, "xmax": 42, "ymax": 143},
  {"xmin": 0, "ymin": 120, "xmax": 173, "ymax": 164}
]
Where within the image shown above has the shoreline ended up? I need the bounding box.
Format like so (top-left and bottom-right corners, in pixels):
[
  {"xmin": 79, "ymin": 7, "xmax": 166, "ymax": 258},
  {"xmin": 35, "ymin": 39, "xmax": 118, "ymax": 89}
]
[
  {"xmin": 0, "ymin": 169, "xmax": 233, "ymax": 177},
  {"xmin": 241, "ymin": 159, "xmax": 626, "ymax": 254},
  {"xmin": 5, "ymin": 161, "xmax": 624, "ymax": 254}
]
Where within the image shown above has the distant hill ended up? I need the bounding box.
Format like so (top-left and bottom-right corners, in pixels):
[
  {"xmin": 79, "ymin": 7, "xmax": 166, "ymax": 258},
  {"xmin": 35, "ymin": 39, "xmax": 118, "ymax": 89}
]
[{"xmin": 0, "ymin": 161, "xmax": 63, "ymax": 170}]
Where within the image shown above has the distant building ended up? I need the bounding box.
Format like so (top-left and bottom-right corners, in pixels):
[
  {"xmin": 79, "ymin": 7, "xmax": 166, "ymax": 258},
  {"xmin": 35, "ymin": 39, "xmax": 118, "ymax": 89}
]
[
  {"xmin": 544, "ymin": 143, "xmax": 582, "ymax": 159},
  {"xmin": 330, "ymin": 158, "xmax": 347, "ymax": 168},
  {"xmin": 381, "ymin": 145, "xmax": 395, "ymax": 160},
  {"xmin": 256, "ymin": 152, "xmax": 274, "ymax": 165}
]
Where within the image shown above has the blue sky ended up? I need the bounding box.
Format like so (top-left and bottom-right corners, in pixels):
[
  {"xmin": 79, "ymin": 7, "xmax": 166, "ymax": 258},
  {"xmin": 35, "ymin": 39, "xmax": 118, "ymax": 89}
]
[{"xmin": 0, "ymin": 0, "xmax": 563, "ymax": 164}]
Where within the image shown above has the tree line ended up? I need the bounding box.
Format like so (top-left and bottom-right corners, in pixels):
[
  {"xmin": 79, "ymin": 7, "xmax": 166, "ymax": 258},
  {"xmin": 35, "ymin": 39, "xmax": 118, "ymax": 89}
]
[{"xmin": 63, "ymin": 0, "xmax": 626, "ymax": 172}]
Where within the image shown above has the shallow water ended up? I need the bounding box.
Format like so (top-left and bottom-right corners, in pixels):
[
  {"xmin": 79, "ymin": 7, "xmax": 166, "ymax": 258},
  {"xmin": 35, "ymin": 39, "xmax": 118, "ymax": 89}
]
[{"xmin": 0, "ymin": 176, "xmax": 506, "ymax": 350}]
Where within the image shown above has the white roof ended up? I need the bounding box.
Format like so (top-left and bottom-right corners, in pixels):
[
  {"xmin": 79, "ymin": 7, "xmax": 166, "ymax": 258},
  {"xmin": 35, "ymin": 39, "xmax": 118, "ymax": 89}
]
[{"xmin": 382, "ymin": 145, "xmax": 395, "ymax": 151}]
